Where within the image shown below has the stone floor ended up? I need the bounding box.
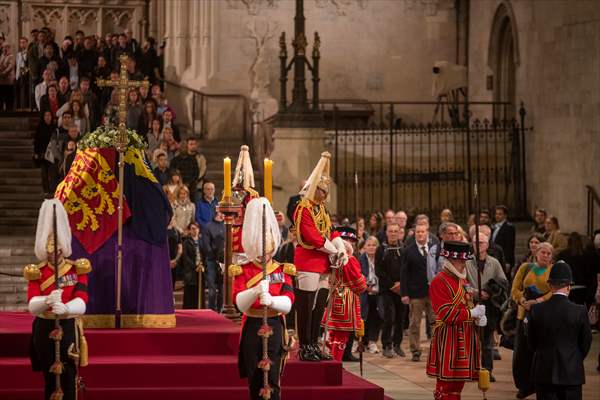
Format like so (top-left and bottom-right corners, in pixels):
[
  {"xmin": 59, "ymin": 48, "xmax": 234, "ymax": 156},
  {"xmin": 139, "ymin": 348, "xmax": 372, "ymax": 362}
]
[{"xmin": 344, "ymin": 330, "xmax": 600, "ymax": 400}]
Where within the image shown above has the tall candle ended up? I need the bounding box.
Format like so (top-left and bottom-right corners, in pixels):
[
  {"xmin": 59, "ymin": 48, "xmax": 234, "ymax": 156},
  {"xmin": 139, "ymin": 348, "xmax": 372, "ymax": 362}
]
[
  {"xmin": 264, "ymin": 158, "xmax": 273, "ymax": 203},
  {"xmin": 223, "ymin": 157, "xmax": 232, "ymax": 199}
]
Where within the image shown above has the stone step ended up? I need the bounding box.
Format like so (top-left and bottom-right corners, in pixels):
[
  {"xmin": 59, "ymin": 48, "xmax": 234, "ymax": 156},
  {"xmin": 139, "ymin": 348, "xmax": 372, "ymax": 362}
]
[
  {"xmin": 0, "ymin": 184, "xmax": 43, "ymax": 194},
  {"xmin": 0, "ymin": 153, "xmax": 34, "ymax": 162},
  {"xmin": 0, "ymin": 255, "xmax": 39, "ymax": 266},
  {"xmin": 0, "ymin": 200, "xmax": 43, "ymax": 211},
  {"xmin": 0, "ymin": 144, "xmax": 34, "ymax": 152},
  {"xmin": 0, "ymin": 226, "xmax": 36, "ymax": 236},
  {"xmin": 0, "ymin": 282, "xmax": 26, "ymax": 294},
  {"xmin": 0, "ymin": 192, "xmax": 44, "ymax": 200},
  {"xmin": 0, "ymin": 209, "xmax": 39, "ymax": 219},
  {"xmin": 0, "ymin": 130, "xmax": 35, "ymax": 138},
  {"xmin": 0, "ymin": 246, "xmax": 36, "ymax": 256},
  {"xmin": 0, "ymin": 304, "xmax": 28, "ymax": 311},
  {"xmin": 0, "ymin": 291, "xmax": 28, "ymax": 306},
  {"xmin": 0, "ymin": 168, "xmax": 40, "ymax": 178},
  {"xmin": 0, "ymin": 160, "xmax": 36, "ymax": 169},
  {"xmin": 0, "ymin": 236, "xmax": 35, "ymax": 245},
  {"xmin": 0, "ymin": 140, "xmax": 34, "ymax": 149},
  {"xmin": 0, "ymin": 176, "xmax": 40, "ymax": 186}
]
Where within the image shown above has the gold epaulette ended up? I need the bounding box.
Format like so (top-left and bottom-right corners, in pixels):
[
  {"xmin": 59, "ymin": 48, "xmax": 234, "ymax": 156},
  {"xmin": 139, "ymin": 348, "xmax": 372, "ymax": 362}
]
[
  {"xmin": 23, "ymin": 263, "xmax": 41, "ymax": 281},
  {"xmin": 246, "ymin": 187, "xmax": 259, "ymax": 198},
  {"xmin": 73, "ymin": 258, "xmax": 92, "ymax": 275},
  {"xmin": 283, "ymin": 263, "xmax": 296, "ymax": 276},
  {"xmin": 229, "ymin": 264, "xmax": 243, "ymax": 277}
]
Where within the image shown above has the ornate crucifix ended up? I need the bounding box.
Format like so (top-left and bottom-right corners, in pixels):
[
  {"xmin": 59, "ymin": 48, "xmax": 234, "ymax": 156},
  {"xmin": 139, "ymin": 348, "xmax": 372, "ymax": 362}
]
[{"xmin": 96, "ymin": 54, "xmax": 149, "ymax": 328}]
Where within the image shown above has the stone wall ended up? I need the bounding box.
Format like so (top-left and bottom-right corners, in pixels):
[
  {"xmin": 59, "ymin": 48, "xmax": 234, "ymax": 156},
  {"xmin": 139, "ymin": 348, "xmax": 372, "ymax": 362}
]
[
  {"xmin": 160, "ymin": 0, "xmax": 458, "ymax": 124},
  {"xmin": 469, "ymin": 0, "xmax": 600, "ymax": 232}
]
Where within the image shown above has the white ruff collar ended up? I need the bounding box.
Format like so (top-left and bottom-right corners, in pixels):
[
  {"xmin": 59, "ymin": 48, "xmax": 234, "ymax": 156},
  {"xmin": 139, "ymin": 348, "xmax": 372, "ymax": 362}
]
[{"xmin": 443, "ymin": 260, "xmax": 467, "ymax": 280}]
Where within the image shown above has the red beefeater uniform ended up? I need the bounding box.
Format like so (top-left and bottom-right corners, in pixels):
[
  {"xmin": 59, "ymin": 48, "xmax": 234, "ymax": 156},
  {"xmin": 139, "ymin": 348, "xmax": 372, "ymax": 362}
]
[
  {"xmin": 293, "ymin": 198, "xmax": 338, "ymax": 274},
  {"xmin": 231, "ymin": 261, "xmax": 295, "ymax": 400},
  {"xmin": 426, "ymin": 268, "xmax": 480, "ymax": 400},
  {"xmin": 320, "ymin": 256, "xmax": 367, "ymax": 361}
]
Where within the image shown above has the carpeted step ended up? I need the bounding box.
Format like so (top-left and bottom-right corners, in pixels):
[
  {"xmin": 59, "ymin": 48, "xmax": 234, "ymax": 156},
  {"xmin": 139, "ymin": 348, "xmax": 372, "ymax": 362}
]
[
  {"xmin": 0, "ymin": 355, "xmax": 343, "ymax": 388},
  {"xmin": 0, "ymin": 370, "xmax": 383, "ymax": 400}
]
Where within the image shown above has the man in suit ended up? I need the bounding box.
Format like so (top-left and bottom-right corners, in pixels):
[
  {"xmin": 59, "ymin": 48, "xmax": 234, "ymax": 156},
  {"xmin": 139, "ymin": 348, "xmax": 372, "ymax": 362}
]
[
  {"xmin": 401, "ymin": 223, "xmax": 435, "ymax": 362},
  {"xmin": 526, "ymin": 261, "xmax": 592, "ymax": 400},
  {"xmin": 491, "ymin": 205, "xmax": 516, "ymax": 269}
]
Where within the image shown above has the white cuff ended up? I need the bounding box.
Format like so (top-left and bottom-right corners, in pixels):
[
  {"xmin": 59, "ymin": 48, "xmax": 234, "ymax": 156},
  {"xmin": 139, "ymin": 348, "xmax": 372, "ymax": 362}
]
[
  {"xmin": 269, "ymin": 296, "xmax": 292, "ymax": 314},
  {"xmin": 236, "ymin": 288, "xmax": 259, "ymax": 313},
  {"xmin": 65, "ymin": 298, "xmax": 86, "ymax": 317},
  {"xmin": 28, "ymin": 296, "xmax": 49, "ymax": 315},
  {"xmin": 319, "ymin": 239, "xmax": 338, "ymax": 255}
]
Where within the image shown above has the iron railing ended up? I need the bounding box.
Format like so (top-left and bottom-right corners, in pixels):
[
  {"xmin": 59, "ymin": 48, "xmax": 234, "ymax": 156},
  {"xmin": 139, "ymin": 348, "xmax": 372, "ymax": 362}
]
[
  {"xmin": 164, "ymin": 80, "xmax": 251, "ymax": 142},
  {"xmin": 321, "ymin": 100, "xmax": 530, "ymax": 221},
  {"xmin": 586, "ymin": 185, "xmax": 600, "ymax": 238}
]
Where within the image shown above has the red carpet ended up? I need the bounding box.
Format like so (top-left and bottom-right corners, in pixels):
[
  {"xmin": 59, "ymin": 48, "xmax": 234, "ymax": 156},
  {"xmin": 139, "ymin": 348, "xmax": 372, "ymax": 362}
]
[{"xmin": 0, "ymin": 310, "xmax": 386, "ymax": 399}]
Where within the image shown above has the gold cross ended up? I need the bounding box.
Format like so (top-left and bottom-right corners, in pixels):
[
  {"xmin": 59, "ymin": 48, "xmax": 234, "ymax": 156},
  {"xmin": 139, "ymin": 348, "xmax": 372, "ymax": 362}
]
[{"xmin": 96, "ymin": 54, "xmax": 149, "ymax": 152}]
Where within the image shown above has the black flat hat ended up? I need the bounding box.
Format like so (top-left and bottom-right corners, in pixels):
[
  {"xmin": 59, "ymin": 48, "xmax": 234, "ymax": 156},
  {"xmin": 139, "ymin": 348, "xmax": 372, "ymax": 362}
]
[
  {"xmin": 335, "ymin": 226, "xmax": 358, "ymax": 243},
  {"xmin": 547, "ymin": 260, "xmax": 574, "ymax": 285},
  {"xmin": 440, "ymin": 240, "xmax": 473, "ymax": 260}
]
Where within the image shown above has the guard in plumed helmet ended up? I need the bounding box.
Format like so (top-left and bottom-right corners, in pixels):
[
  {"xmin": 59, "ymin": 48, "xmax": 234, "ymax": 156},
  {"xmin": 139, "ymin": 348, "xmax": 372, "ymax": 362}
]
[
  {"xmin": 320, "ymin": 226, "xmax": 367, "ymax": 361},
  {"xmin": 293, "ymin": 151, "xmax": 347, "ymax": 361},
  {"xmin": 25, "ymin": 199, "xmax": 91, "ymax": 400},
  {"xmin": 427, "ymin": 241, "xmax": 485, "ymax": 400},
  {"xmin": 231, "ymin": 197, "xmax": 295, "ymax": 400},
  {"xmin": 526, "ymin": 261, "xmax": 592, "ymax": 400},
  {"xmin": 231, "ymin": 145, "xmax": 260, "ymax": 265}
]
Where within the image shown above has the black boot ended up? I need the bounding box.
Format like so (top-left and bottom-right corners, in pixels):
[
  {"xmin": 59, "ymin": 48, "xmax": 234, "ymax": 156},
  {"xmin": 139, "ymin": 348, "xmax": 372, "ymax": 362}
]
[
  {"xmin": 342, "ymin": 335, "xmax": 359, "ymax": 362},
  {"xmin": 299, "ymin": 344, "xmax": 320, "ymax": 362},
  {"xmin": 311, "ymin": 343, "xmax": 332, "ymax": 361}
]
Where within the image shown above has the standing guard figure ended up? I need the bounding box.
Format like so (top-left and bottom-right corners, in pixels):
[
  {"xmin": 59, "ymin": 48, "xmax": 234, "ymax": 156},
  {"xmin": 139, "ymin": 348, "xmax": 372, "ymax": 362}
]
[
  {"xmin": 321, "ymin": 227, "xmax": 367, "ymax": 361},
  {"xmin": 231, "ymin": 145, "xmax": 260, "ymax": 265},
  {"xmin": 427, "ymin": 241, "xmax": 486, "ymax": 400},
  {"xmin": 232, "ymin": 197, "xmax": 295, "ymax": 400},
  {"xmin": 293, "ymin": 151, "xmax": 347, "ymax": 361},
  {"xmin": 25, "ymin": 199, "xmax": 91, "ymax": 400}
]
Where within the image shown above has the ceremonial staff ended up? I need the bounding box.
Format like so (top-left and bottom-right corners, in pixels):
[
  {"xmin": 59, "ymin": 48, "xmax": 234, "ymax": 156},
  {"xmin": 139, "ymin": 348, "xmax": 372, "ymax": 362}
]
[
  {"xmin": 96, "ymin": 55, "xmax": 149, "ymax": 328},
  {"xmin": 49, "ymin": 204, "xmax": 63, "ymax": 400},
  {"xmin": 258, "ymin": 204, "xmax": 272, "ymax": 399}
]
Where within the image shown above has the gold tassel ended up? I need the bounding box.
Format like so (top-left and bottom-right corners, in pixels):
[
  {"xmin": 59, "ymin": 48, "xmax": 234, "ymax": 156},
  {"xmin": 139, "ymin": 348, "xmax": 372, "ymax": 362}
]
[
  {"xmin": 478, "ymin": 368, "xmax": 490, "ymax": 392},
  {"xmin": 49, "ymin": 388, "xmax": 64, "ymax": 400},
  {"xmin": 79, "ymin": 334, "xmax": 89, "ymax": 367},
  {"xmin": 49, "ymin": 361, "xmax": 64, "ymax": 375}
]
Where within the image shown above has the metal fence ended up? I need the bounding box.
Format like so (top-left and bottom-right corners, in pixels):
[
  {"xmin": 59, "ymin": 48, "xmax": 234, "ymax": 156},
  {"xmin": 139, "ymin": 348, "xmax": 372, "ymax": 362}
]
[{"xmin": 323, "ymin": 101, "xmax": 530, "ymax": 221}]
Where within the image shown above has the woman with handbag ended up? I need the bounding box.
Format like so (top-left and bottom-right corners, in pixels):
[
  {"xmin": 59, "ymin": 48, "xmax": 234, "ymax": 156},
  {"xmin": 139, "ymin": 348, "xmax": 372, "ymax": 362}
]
[
  {"xmin": 510, "ymin": 242, "xmax": 554, "ymax": 399},
  {"xmin": 359, "ymin": 236, "xmax": 383, "ymax": 354}
]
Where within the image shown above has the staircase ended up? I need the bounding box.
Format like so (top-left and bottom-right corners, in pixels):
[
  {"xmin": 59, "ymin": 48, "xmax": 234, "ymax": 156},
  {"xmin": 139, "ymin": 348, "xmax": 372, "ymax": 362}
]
[{"xmin": 0, "ymin": 114, "xmax": 42, "ymax": 311}]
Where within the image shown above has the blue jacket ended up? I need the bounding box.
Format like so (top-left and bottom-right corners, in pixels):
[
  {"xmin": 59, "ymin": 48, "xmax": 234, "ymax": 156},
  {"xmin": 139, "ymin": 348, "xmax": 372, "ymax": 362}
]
[{"xmin": 195, "ymin": 197, "xmax": 219, "ymax": 230}]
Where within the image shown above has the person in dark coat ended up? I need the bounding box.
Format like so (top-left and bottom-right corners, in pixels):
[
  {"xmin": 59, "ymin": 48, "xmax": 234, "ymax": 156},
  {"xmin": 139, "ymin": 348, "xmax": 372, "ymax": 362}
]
[
  {"xmin": 491, "ymin": 205, "xmax": 516, "ymax": 268},
  {"xmin": 181, "ymin": 222, "xmax": 203, "ymax": 309},
  {"xmin": 200, "ymin": 212, "xmax": 225, "ymax": 311},
  {"xmin": 375, "ymin": 222, "xmax": 406, "ymax": 358},
  {"xmin": 556, "ymin": 232, "xmax": 599, "ymax": 307},
  {"xmin": 526, "ymin": 261, "xmax": 592, "ymax": 400},
  {"xmin": 33, "ymin": 111, "xmax": 58, "ymax": 195}
]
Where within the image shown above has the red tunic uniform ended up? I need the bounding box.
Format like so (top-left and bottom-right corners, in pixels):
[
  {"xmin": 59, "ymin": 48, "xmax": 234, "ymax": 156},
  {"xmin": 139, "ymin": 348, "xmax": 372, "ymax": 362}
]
[
  {"xmin": 426, "ymin": 269, "xmax": 480, "ymax": 382},
  {"xmin": 231, "ymin": 261, "xmax": 295, "ymax": 400},
  {"xmin": 26, "ymin": 260, "xmax": 90, "ymax": 312},
  {"xmin": 321, "ymin": 256, "xmax": 367, "ymax": 332},
  {"xmin": 293, "ymin": 198, "xmax": 337, "ymax": 274}
]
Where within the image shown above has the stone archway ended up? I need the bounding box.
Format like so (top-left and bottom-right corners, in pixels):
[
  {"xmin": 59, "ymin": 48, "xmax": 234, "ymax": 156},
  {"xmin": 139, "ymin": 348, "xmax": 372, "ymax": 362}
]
[{"xmin": 488, "ymin": 1, "xmax": 520, "ymax": 120}]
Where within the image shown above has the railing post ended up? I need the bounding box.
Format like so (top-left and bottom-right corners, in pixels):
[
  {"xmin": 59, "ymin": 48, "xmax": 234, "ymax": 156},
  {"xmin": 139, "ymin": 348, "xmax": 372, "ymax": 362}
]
[
  {"xmin": 519, "ymin": 102, "xmax": 527, "ymax": 216},
  {"xmin": 388, "ymin": 103, "xmax": 394, "ymax": 209}
]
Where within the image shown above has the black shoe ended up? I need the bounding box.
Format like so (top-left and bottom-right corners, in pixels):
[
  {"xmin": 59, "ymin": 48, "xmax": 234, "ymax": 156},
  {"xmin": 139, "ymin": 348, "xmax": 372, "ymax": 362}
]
[
  {"xmin": 516, "ymin": 390, "xmax": 533, "ymax": 399},
  {"xmin": 493, "ymin": 349, "xmax": 501, "ymax": 360},
  {"xmin": 342, "ymin": 352, "xmax": 360, "ymax": 362},
  {"xmin": 393, "ymin": 345, "xmax": 406, "ymax": 357},
  {"xmin": 490, "ymin": 374, "xmax": 496, "ymax": 383},
  {"xmin": 411, "ymin": 352, "xmax": 421, "ymax": 362},
  {"xmin": 310, "ymin": 344, "xmax": 332, "ymax": 361},
  {"xmin": 298, "ymin": 344, "xmax": 320, "ymax": 362}
]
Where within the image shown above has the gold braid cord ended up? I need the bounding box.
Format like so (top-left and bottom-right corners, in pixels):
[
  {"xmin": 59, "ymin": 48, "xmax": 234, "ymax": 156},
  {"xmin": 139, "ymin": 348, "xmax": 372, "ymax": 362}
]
[{"xmin": 294, "ymin": 198, "xmax": 332, "ymax": 249}]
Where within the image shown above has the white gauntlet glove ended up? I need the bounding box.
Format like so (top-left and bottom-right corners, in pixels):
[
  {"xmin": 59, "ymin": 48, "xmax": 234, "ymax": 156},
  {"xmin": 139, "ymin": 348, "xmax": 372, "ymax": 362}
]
[
  {"xmin": 476, "ymin": 314, "xmax": 488, "ymax": 327},
  {"xmin": 46, "ymin": 289, "xmax": 63, "ymax": 305},
  {"xmin": 470, "ymin": 304, "xmax": 486, "ymax": 319},
  {"xmin": 51, "ymin": 302, "xmax": 68, "ymax": 316},
  {"xmin": 259, "ymin": 292, "xmax": 273, "ymax": 306}
]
